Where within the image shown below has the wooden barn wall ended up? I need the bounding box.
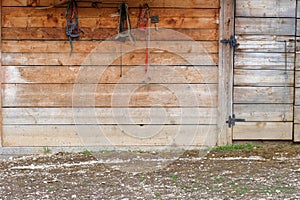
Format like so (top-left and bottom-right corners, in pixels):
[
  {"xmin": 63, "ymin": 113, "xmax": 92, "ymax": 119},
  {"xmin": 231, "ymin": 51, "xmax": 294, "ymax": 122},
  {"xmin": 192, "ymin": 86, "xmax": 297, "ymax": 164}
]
[
  {"xmin": 233, "ymin": 0, "xmax": 296, "ymax": 140},
  {"xmin": 295, "ymin": 0, "xmax": 300, "ymax": 142},
  {"xmin": 1, "ymin": 0, "xmax": 220, "ymax": 146}
]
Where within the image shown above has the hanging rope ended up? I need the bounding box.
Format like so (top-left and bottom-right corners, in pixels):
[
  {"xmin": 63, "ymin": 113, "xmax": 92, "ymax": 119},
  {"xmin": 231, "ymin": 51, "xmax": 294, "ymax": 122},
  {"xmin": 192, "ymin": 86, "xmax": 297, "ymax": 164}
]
[
  {"xmin": 115, "ymin": 3, "xmax": 135, "ymax": 44},
  {"xmin": 66, "ymin": 0, "xmax": 82, "ymax": 54}
]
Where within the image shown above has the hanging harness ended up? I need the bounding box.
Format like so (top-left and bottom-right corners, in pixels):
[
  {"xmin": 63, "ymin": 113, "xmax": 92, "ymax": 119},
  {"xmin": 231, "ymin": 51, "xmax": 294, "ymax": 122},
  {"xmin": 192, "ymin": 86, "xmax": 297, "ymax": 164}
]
[
  {"xmin": 115, "ymin": 3, "xmax": 135, "ymax": 44},
  {"xmin": 66, "ymin": 0, "xmax": 82, "ymax": 53}
]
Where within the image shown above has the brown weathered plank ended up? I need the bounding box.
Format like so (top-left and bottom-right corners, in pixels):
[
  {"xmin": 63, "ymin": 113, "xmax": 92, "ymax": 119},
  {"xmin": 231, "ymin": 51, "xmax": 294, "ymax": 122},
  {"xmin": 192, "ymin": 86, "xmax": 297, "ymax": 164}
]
[
  {"xmin": 234, "ymin": 87, "xmax": 294, "ymax": 104},
  {"xmin": 3, "ymin": 15, "xmax": 218, "ymax": 29},
  {"xmin": 2, "ymin": 27, "xmax": 219, "ymax": 41},
  {"xmin": 294, "ymin": 124, "xmax": 300, "ymax": 142},
  {"xmin": 2, "ymin": 40, "xmax": 219, "ymax": 53},
  {"xmin": 0, "ymin": 0, "xmax": 2, "ymax": 147},
  {"xmin": 2, "ymin": 124, "xmax": 218, "ymax": 147},
  {"xmin": 3, "ymin": 66, "xmax": 218, "ymax": 84},
  {"xmin": 234, "ymin": 52, "xmax": 295, "ymax": 70},
  {"xmin": 233, "ymin": 122, "xmax": 293, "ymax": 140},
  {"xmin": 2, "ymin": 107, "xmax": 218, "ymax": 125},
  {"xmin": 296, "ymin": 53, "xmax": 300, "ymax": 69},
  {"xmin": 234, "ymin": 70, "xmax": 294, "ymax": 87},
  {"xmin": 218, "ymin": 0, "xmax": 234, "ymax": 145},
  {"xmin": 235, "ymin": 35, "xmax": 295, "ymax": 53},
  {"xmin": 235, "ymin": 18, "xmax": 296, "ymax": 36},
  {"xmin": 234, "ymin": 104, "xmax": 293, "ymax": 122},
  {"xmin": 2, "ymin": 0, "xmax": 220, "ymax": 8},
  {"xmin": 3, "ymin": 7, "xmax": 219, "ymax": 18},
  {"xmin": 236, "ymin": 0, "xmax": 296, "ymax": 17},
  {"xmin": 2, "ymin": 52, "xmax": 218, "ymax": 66},
  {"xmin": 3, "ymin": 84, "xmax": 218, "ymax": 107}
]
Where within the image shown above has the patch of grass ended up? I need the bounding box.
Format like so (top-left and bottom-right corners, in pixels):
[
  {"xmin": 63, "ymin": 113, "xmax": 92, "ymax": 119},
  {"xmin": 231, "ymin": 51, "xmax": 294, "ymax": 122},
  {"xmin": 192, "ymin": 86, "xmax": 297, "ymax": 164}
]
[
  {"xmin": 168, "ymin": 173, "xmax": 178, "ymax": 183},
  {"xmin": 212, "ymin": 142, "xmax": 262, "ymax": 151},
  {"xmin": 154, "ymin": 192, "xmax": 161, "ymax": 197},
  {"xmin": 236, "ymin": 186, "xmax": 249, "ymax": 195},
  {"xmin": 81, "ymin": 149, "xmax": 92, "ymax": 155},
  {"xmin": 43, "ymin": 147, "xmax": 51, "ymax": 154}
]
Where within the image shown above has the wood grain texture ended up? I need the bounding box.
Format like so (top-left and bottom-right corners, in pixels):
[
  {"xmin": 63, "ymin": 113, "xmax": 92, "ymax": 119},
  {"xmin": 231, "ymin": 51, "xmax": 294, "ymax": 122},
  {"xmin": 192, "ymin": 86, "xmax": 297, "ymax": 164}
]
[
  {"xmin": 2, "ymin": 27, "xmax": 219, "ymax": 41},
  {"xmin": 234, "ymin": 52, "xmax": 295, "ymax": 70},
  {"xmin": 234, "ymin": 104, "xmax": 293, "ymax": 122},
  {"xmin": 234, "ymin": 69, "xmax": 294, "ymax": 87},
  {"xmin": 2, "ymin": 52, "xmax": 218, "ymax": 66},
  {"xmin": 235, "ymin": 18, "xmax": 296, "ymax": 36},
  {"xmin": 234, "ymin": 87, "xmax": 294, "ymax": 104},
  {"xmin": 2, "ymin": 108, "xmax": 218, "ymax": 125},
  {"xmin": 236, "ymin": 0, "xmax": 296, "ymax": 17},
  {"xmin": 294, "ymin": 70, "xmax": 300, "ymax": 87},
  {"xmin": 294, "ymin": 88, "xmax": 300, "ymax": 105},
  {"xmin": 2, "ymin": 40, "xmax": 219, "ymax": 53},
  {"xmin": 235, "ymin": 35, "xmax": 295, "ymax": 53},
  {"xmin": 3, "ymin": 66, "xmax": 218, "ymax": 84},
  {"xmin": 294, "ymin": 106, "xmax": 300, "ymax": 123},
  {"xmin": 297, "ymin": 20, "xmax": 300, "ymax": 36},
  {"xmin": 233, "ymin": 122, "xmax": 293, "ymax": 140},
  {"xmin": 3, "ymin": 84, "xmax": 218, "ymax": 107},
  {"xmin": 294, "ymin": 124, "xmax": 300, "ymax": 142},
  {"xmin": 2, "ymin": 0, "xmax": 220, "ymax": 8},
  {"xmin": 2, "ymin": 125, "xmax": 218, "ymax": 147}
]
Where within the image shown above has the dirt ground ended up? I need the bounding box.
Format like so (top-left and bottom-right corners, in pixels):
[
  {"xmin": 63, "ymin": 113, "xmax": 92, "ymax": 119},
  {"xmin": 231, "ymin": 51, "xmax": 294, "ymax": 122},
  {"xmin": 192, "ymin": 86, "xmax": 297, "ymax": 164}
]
[{"xmin": 0, "ymin": 144, "xmax": 300, "ymax": 199}]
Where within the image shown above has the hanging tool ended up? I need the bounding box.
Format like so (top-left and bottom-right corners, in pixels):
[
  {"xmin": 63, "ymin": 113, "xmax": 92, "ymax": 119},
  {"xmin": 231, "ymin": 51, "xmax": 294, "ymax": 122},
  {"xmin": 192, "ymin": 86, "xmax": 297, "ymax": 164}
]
[
  {"xmin": 66, "ymin": 0, "xmax": 83, "ymax": 54},
  {"xmin": 115, "ymin": 3, "xmax": 135, "ymax": 44},
  {"xmin": 150, "ymin": 15, "xmax": 159, "ymax": 31}
]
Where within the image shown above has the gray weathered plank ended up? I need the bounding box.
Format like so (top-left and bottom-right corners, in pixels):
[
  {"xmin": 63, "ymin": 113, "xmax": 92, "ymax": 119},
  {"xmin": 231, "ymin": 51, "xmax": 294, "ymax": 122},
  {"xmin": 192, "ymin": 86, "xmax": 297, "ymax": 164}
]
[
  {"xmin": 298, "ymin": 20, "xmax": 300, "ymax": 36},
  {"xmin": 236, "ymin": 0, "xmax": 296, "ymax": 17},
  {"xmin": 234, "ymin": 104, "xmax": 293, "ymax": 122},
  {"xmin": 234, "ymin": 52, "xmax": 295, "ymax": 70},
  {"xmin": 2, "ymin": 107, "xmax": 218, "ymax": 125},
  {"xmin": 234, "ymin": 87, "xmax": 294, "ymax": 104},
  {"xmin": 294, "ymin": 124, "xmax": 300, "ymax": 142},
  {"xmin": 235, "ymin": 18, "xmax": 296, "ymax": 36},
  {"xmin": 2, "ymin": 125, "xmax": 218, "ymax": 147},
  {"xmin": 293, "ymin": 88, "xmax": 300, "ymax": 105},
  {"xmin": 294, "ymin": 70, "xmax": 300, "ymax": 87},
  {"xmin": 233, "ymin": 122, "xmax": 293, "ymax": 140},
  {"xmin": 294, "ymin": 106, "xmax": 300, "ymax": 123},
  {"xmin": 234, "ymin": 69, "xmax": 294, "ymax": 87},
  {"xmin": 236, "ymin": 35, "xmax": 295, "ymax": 53}
]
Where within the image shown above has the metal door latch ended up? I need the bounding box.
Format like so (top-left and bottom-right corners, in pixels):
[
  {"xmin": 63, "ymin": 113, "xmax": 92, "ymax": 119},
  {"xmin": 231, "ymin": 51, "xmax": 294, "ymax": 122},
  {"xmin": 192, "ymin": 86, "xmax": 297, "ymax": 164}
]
[
  {"xmin": 226, "ymin": 114, "xmax": 245, "ymax": 128},
  {"xmin": 220, "ymin": 35, "xmax": 239, "ymax": 49}
]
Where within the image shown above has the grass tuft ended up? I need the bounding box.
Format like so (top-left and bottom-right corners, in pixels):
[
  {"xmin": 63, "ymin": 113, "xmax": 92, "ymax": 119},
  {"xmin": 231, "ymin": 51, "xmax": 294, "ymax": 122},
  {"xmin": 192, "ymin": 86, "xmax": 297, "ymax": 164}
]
[{"xmin": 212, "ymin": 142, "xmax": 262, "ymax": 151}]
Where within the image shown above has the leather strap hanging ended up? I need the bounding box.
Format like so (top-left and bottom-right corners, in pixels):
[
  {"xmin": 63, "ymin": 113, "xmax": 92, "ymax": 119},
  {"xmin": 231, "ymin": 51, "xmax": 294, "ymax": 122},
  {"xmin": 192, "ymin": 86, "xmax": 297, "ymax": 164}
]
[{"xmin": 115, "ymin": 3, "xmax": 135, "ymax": 44}]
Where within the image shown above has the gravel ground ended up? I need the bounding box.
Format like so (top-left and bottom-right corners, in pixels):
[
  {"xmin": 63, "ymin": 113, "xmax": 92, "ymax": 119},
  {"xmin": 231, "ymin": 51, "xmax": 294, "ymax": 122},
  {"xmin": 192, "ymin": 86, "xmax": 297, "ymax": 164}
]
[{"xmin": 0, "ymin": 144, "xmax": 300, "ymax": 199}]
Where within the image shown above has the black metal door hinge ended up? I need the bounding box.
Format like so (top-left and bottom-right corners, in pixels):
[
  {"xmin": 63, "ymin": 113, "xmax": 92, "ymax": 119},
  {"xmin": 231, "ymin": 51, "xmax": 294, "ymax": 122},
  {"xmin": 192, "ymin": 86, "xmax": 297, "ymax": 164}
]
[
  {"xmin": 220, "ymin": 35, "xmax": 239, "ymax": 49},
  {"xmin": 226, "ymin": 114, "xmax": 245, "ymax": 128}
]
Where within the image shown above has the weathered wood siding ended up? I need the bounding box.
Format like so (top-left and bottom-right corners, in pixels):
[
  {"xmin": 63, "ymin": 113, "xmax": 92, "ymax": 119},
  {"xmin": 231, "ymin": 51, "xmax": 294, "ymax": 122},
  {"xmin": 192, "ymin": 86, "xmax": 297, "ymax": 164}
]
[
  {"xmin": 1, "ymin": 0, "xmax": 220, "ymax": 146},
  {"xmin": 233, "ymin": 0, "xmax": 296, "ymax": 140},
  {"xmin": 294, "ymin": 0, "xmax": 300, "ymax": 142}
]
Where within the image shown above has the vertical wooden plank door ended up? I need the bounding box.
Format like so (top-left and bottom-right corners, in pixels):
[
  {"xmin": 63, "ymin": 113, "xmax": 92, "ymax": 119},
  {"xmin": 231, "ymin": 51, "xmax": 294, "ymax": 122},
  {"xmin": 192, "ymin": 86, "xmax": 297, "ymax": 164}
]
[{"xmin": 233, "ymin": 0, "xmax": 296, "ymax": 140}]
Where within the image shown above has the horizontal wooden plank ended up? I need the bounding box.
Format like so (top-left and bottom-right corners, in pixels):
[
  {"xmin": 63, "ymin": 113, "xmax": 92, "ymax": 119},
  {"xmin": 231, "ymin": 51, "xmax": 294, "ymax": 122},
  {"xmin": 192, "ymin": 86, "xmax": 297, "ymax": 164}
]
[
  {"xmin": 236, "ymin": 0, "xmax": 296, "ymax": 17},
  {"xmin": 296, "ymin": 53, "xmax": 300, "ymax": 69},
  {"xmin": 294, "ymin": 124, "xmax": 300, "ymax": 142},
  {"xmin": 3, "ymin": 66, "xmax": 218, "ymax": 84},
  {"xmin": 2, "ymin": 125, "xmax": 218, "ymax": 147},
  {"xmin": 234, "ymin": 87, "xmax": 294, "ymax": 104},
  {"xmin": 2, "ymin": 27, "xmax": 219, "ymax": 41},
  {"xmin": 234, "ymin": 52, "xmax": 295, "ymax": 70},
  {"xmin": 234, "ymin": 104, "xmax": 293, "ymax": 122},
  {"xmin": 235, "ymin": 35, "xmax": 295, "ymax": 53},
  {"xmin": 233, "ymin": 122, "xmax": 293, "ymax": 140},
  {"xmin": 2, "ymin": 107, "xmax": 217, "ymax": 125},
  {"xmin": 294, "ymin": 70, "xmax": 300, "ymax": 87},
  {"xmin": 294, "ymin": 106, "xmax": 300, "ymax": 123},
  {"xmin": 2, "ymin": 40, "xmax": 219, "ymax": 53},
  {"xmin": 235, "ymin": 18, "xmax": 296, "ymax": 36},
  {"xmin": 234, "ymin": 69, "xmax": 294, "ymax": 87},
  {"xmin": 294, "ymin": 88, "xmax": 300, "ymax": 105},
  {"xmin": 3, "ymin": 84, "xmax": 218, "ymax": 107},
  {"xmin": 3, "ymin": 7, "xmax": 219, "ymax": 18},
  {"xmin": 2, "ymin": 52, "xmax": 218, "ymax": 66},
  {"xmin": 2, "ymin": 0, "xmax": 220, "ymax": 8},
  {"xmin": 297, "ymin": 37, "xmax": 300, "ymax": 52},
  {"xmin": 297, "ymin": 20, "xmax": 300, "ymax": 36},
  {"xmin": 2, "ymin": 15, "xmax": 218, "ymax": 29}
]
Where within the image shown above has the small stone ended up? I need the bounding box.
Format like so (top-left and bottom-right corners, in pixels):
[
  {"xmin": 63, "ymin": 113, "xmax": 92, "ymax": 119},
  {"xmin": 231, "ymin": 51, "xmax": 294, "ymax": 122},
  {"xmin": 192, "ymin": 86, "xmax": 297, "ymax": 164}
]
[{"xmin": 71, "ymin": 194, "xmax": 77, "ymax": 198}]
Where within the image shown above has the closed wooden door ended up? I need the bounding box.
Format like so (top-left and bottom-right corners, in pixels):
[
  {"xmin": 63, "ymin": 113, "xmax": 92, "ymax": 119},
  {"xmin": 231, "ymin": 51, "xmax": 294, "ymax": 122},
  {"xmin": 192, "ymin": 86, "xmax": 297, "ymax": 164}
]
[{"xmin": 232, "ymin": 0, "xmax": 297, "ymax": 141}]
